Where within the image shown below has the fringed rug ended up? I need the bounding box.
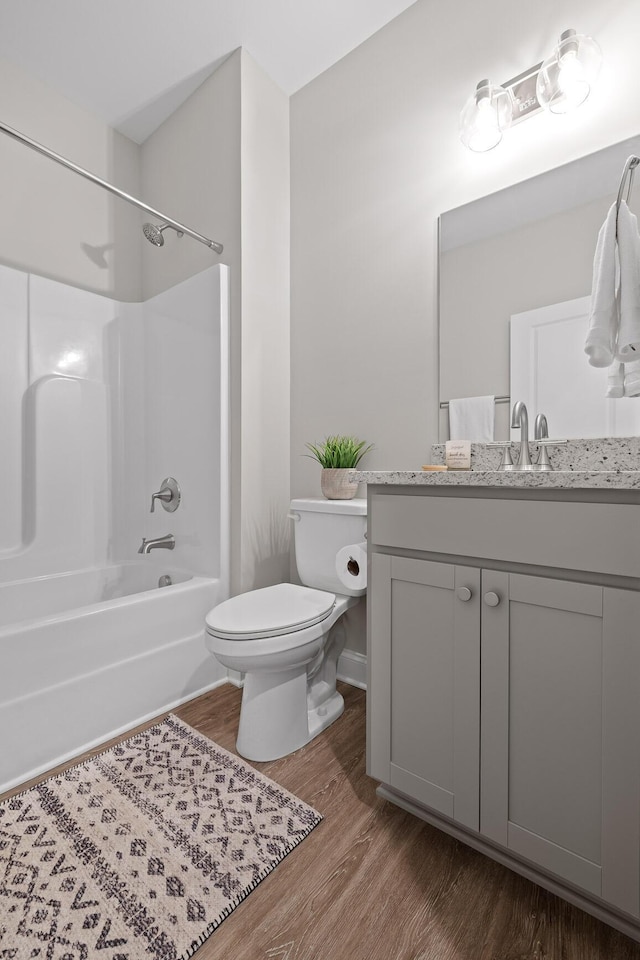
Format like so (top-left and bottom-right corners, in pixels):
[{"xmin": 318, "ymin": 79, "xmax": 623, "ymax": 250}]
[{"xmin": 0, "ymin": 714, "xmax": 322, "ymax": 959}]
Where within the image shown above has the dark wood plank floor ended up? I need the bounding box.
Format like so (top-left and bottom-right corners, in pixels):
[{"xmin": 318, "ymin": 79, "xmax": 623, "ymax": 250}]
[{"xmin": 4, "ymin": 682, "xmax": 640, "ymax": 959}]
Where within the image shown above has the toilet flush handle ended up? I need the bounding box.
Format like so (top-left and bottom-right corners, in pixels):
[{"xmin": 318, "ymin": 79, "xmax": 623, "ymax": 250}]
[{"xmin": 287, "ymin": 511, "xmax": 301, "ymax": 522}]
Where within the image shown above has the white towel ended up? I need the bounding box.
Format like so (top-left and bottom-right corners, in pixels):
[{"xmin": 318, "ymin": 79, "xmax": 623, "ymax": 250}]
[
  {"xmin": 615, "ymin": 202, "xmax": 640, "ymax": 362},
  {"xmin": 449, "ymin": 395, "xmax": 495, "ymax": 442},
  {"xmin": 585, "ymin": 203, "xmax": 618, "ymax": 368},
  {"xmin": 624, "ymin": 358, "xmax": 640, "ymax": 397},
  {"xmin": 606, "ymin": 361, "xmax": 625, "ymax": 398}
]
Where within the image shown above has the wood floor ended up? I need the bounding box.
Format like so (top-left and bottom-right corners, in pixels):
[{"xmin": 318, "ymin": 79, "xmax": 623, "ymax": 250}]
[{"xmin": 4, "ymin": 682, "xmax": 640, "ymax": 960}]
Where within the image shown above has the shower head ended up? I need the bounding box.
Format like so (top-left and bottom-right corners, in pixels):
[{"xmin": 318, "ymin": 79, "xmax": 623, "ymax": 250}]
[
  {"xmin": 142, "ymin": 222, "xmax": 185, "ymax": 247},
  {"xmin": 143, "ymin": 222, "xmax": 167, "ymax": 246}
]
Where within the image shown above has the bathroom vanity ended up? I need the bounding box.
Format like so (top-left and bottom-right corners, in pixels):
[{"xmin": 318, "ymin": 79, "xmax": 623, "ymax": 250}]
[{"xmin": 358, "ymin": 455, "xmax": 640, "ymax": 941}]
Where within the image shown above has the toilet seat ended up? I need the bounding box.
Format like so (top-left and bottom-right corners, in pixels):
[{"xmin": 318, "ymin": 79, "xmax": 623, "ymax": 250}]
[{"xmin": 206, "ymin": 582, "xmax": 336, "ymax": 640}]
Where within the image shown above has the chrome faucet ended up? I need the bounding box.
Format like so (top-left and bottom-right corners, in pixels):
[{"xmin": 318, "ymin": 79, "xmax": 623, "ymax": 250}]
[
  {"xmin": 138, "ymin": 534, "xmax": 175, "ymax": 555},
  {"xmin": 510, "ymin": 401, "xmax": 532, "ymax": 470},
  {"xmin": 534, "ymin": 413, "xmax": 549, "ymax": 440}
]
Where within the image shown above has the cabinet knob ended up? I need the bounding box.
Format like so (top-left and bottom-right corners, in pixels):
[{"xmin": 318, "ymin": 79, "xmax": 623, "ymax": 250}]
[
  {"xmin": 456, "ymin": 587, "xmax": 472, "ymax": 602},
  {"xmin": 484, "ymin": 591, "xmax": 501, "ymax": 607}
]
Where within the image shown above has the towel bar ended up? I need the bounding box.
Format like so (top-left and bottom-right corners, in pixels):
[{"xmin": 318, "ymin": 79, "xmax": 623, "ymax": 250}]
[{"xmin": 439, "ymin": 395, "xmax": 510, "ymax": 410}]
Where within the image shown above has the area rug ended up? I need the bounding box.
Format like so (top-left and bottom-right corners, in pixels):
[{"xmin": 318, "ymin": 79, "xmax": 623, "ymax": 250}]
[{"xmin": 0, "ymin": 714, "xmax": 322, "ymax": 959}]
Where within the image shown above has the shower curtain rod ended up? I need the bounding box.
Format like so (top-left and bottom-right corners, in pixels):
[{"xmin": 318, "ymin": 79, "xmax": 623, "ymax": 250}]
[{"xmin": 0, "ymin": 119, "xmax": 224, "ymax": 255}]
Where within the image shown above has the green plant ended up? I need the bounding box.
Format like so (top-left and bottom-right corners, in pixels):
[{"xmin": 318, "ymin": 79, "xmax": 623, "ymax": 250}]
[{"xmin": 305, "ymin": 435, "xmax": 373, "ymax": 469}]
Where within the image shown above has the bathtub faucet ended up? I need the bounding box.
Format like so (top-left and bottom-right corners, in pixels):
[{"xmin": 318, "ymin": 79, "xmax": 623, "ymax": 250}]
[{"xmin": 138, "ymin": 534, "xmax": 175, "ymax": 555}]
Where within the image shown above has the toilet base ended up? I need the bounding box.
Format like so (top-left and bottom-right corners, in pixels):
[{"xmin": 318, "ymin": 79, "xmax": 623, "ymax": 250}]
[
  {"xmin": 236, "ymin": 665, "xmax": 309, "ymax": 762},
  {"xmin": 235, "ymin": 673, "xmax": 346, "ymax": 763}
]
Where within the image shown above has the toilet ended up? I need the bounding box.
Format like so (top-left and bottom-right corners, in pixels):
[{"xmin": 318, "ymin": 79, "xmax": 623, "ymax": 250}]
[{"xmin": 205, "ymin": 497, "xmax": 367, "ymax": 761}]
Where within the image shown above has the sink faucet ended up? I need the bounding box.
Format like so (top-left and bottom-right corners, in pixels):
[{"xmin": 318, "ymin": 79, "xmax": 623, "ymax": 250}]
[
  {"xmin": 510, "ymin": 401, "xmax": 532, "ymax": 470},
  {"xmin": 138, "ymin": 534, "xmax": 175, "ymax": 555}
]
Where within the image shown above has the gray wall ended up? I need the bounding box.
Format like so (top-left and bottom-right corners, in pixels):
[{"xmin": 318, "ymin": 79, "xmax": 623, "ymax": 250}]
[
  {"xmin": 0, "ymin": 57, "xmax": 141, "ymax": 300},
  {"xmin": 290, "ymin": 0, "xmax": 640, "ymax": 497},
  {"xmin": 239, "ymin": 52, "xmax": 291, "ymax": 591}
]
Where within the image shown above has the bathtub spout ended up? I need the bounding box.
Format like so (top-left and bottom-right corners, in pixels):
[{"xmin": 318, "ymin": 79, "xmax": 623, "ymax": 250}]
[{"xmin": 138, "ymin": 534, "xmax": 175, "ymax": 555}]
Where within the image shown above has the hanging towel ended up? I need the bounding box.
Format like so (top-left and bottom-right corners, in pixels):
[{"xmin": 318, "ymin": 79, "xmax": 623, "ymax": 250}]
[
  {"xmin": 624, "ymin": 358, "xmax": 640, "ymax": 397},
  {"xmin": 615, "ymin": 201, "xmax": 640, "ymax": 361},
  {"xmin": 449, "ymin": 395, "xmax": 495, "ymax": 442},
  {"xmin": 606, "ymin": 361, "xmax": 625, "ymax": 398},
  {"xmin": 585, "ymin": 203, "xmax": 618, "ymax": 368}
]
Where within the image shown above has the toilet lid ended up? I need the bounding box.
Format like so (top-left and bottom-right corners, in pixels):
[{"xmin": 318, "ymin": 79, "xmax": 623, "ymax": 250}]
[{"xmin": 205, "ymin": 583, "xmax": 336, "ymax": 640}]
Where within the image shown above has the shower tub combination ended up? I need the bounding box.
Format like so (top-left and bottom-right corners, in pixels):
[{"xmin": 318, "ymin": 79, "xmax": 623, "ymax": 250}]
[{"xmin": 0, "ymin": 262, "xmax": 230, "ymax": 795}]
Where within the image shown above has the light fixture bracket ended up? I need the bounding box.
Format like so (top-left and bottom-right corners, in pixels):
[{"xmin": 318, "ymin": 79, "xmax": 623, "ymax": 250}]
[{"xmin": 502, "ymin": 62, "xmax": 544, "ymax": 124}]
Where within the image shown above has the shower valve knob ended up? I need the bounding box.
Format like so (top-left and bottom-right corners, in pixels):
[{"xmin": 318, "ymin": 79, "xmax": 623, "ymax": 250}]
[{"xmin": 150, "ymin": 477, "xmax": 181, "ymax": 513}]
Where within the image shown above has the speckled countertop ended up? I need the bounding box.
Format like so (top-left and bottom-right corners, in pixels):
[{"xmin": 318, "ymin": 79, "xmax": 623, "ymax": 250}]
[
  {"xmin": 351, "ymin": 468, "xmax": 640, "ymax": 490},
  {"xmin": 352, "ymin": 437, "xmax": 640, "ymax": 491}
]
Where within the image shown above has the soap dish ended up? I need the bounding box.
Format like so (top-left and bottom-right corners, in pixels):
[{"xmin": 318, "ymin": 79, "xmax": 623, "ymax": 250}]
[{"xmin": 421, "ymin": 465, "xmax": 448, "ymax": 471}]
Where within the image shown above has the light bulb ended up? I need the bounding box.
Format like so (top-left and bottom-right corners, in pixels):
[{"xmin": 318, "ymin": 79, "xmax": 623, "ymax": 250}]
[
  {"xmin": 459, "ymin": 80, "xmax": 512, "ymax": 153},
  {"xmin": 557, "ymin": 50, "xmax": 589, "ymax": 108},
  {"xmin": 536, "ymin": 29, "xmax": 602, "ymax": 115}
]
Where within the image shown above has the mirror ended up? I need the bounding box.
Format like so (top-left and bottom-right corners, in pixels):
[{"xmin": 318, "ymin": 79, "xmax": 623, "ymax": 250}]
[{"xmin": 438, "ymin": 134, "xmax": 640, "ymax": 441}]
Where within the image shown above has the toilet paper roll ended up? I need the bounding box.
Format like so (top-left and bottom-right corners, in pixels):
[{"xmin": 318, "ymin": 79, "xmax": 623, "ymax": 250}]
[{"xmin": 335, "ymin": 541, "xmax": 367, "ymax": 593}]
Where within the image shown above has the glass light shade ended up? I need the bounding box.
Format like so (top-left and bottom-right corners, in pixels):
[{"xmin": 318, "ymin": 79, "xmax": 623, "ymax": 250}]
[
  {"xmin": 459, "ymin": 79, "xmax": 512, "ymax": 152},
  {"xmin": 536, "ymin": 30, "xmax": 602, "ymax": 115}
]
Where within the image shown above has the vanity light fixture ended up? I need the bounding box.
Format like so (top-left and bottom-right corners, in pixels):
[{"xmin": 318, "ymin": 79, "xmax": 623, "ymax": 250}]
[{"xmin": 459, "ymin": 28, "xmax": 602, "ymax": 152}]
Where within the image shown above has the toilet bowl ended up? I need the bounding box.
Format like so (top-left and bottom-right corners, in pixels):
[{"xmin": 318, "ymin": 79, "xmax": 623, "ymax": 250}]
[{"xmin": 205, "ymin": 498, "xmax": 367, "ymax": 762}]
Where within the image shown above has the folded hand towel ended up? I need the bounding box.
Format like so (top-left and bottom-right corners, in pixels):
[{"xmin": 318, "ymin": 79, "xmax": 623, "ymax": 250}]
[
  {"xmin": 624, "ymin": 358, "xmax": 640, "ymax": 397},
  {"xmin": 585, "ymin": 202, "xmax": 618, "ymax": 368},
  {"xmin": 449, "ymin": 395, "xmax": 495, "ymax": 442},
  {"xmin": 615, "ymin": 201, "xmax": 640, "ymax": 362},
  {"xmin": 606, "ymin": 361, "xmax": 625, "ymax": 398}
]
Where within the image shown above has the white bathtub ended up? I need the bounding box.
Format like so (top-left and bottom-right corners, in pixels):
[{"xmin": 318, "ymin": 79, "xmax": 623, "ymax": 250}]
[{"xmin": 0, "ymin": 564, "xmax": 227, "ymax": 793}]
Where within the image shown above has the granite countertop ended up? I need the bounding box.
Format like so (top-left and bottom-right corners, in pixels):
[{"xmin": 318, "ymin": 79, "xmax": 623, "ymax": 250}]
[
  {"xmin": 351, "ymin": 469, "xmax": 640, "ymax": 490},
  {"xmin": 352, "ymin": 438, "xmax": 640, "ymax": 490}
]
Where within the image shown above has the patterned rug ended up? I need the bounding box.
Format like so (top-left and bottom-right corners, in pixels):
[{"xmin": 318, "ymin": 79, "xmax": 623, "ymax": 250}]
[{"xmin": 0, "ymin": 715, "xmax": 322, "ymax": 959}]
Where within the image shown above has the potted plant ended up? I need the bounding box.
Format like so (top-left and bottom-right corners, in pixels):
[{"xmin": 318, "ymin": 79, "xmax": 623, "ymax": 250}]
[{"xmin": 305, "ymin": 435, "xmax": 373, "ymax": 499}]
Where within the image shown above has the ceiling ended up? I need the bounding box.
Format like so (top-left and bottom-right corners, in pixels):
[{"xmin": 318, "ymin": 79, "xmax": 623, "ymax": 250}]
[{"xmin": 0, "ymin": 0, "xmax": 418, "ymax": 143}]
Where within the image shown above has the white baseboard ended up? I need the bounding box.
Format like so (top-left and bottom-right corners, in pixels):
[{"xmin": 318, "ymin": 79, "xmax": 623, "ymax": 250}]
[
  {"xmin": 337, "ymin": 649, "xmax": 367, "ymax": 690},
  {"xmin": 226, "ymin": 669, "xmax": 244, "ymax": 688}
]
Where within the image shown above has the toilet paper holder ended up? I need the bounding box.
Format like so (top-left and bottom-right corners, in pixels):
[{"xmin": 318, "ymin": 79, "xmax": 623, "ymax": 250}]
[{"xmin": 346, "ymin": 556, "xmax": 361, "ymax": 577}]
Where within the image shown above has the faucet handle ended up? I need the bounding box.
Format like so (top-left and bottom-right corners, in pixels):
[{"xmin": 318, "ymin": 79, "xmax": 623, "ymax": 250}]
[
  {"xmin": 485, "ymin": 441, "xmax": 515, "ymax": 471},
  {"xmin": 535, "ymin": 439, "xmax": 568, "ymax": 472},
  {"xmin": 150, "ymin": 477, "xmax": 181, "ymax": 513}
]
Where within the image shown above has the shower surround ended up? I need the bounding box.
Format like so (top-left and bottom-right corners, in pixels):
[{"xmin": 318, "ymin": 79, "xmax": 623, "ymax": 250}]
[{"xmin": 0, "ymin": 262, "xmax": 229, "ymax": 793}]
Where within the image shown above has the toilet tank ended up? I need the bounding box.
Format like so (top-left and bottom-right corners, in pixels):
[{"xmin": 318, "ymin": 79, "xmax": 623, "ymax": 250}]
[{"xmin": 290, "ymin": 497, "xmax": 367, "ymax": 596}]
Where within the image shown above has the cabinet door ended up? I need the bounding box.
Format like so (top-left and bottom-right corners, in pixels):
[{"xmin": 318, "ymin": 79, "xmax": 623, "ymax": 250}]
[
  {"xmin": 481, "ymin": 571, "xmax": 640, "ymax": 917},
  {"xmin": 368, "ymin": 554, "xmax": 480, "ymax": 830}
]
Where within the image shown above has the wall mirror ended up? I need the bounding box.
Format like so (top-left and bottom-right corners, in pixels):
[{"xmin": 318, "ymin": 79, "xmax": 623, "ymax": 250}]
[{"xmin": 438, "ymin": 133, "xmax": 640, "ymax": 441}]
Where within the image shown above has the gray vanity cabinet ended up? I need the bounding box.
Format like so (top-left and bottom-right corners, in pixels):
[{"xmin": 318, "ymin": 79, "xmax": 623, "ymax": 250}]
[
  {"xmin": 367, "ymin": 488, "xmax": 640, "ymax": 932},
  {"xmin": 369, "ymin": 554, "xmax": 480, "ymax": 830}
]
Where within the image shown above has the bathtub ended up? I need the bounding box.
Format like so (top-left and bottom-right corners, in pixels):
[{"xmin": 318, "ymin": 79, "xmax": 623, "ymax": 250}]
[{"xmin": 0, "ymin": 564, "xmax": 228, "ymax": 794}]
